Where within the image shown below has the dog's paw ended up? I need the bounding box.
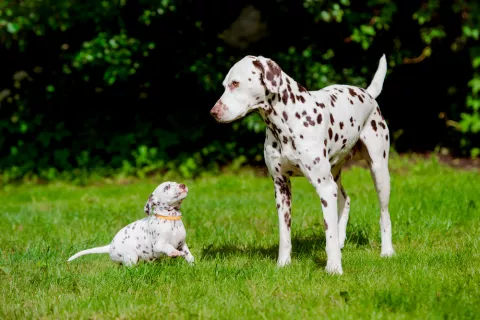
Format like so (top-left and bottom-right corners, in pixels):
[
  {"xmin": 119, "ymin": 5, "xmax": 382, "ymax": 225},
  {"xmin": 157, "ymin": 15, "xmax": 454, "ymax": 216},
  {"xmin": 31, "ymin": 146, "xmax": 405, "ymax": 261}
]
[
  {"xmin": 123, "ymin": 261, "xmax": 138, "ymax": 267},
  {"xmin": 277, "ymin": 256, "xmax": 291, "ymax": 267},
  {"xmin": 381, "ymin": 248, "xmax": 395, "ymax": 257},
  {"xmin": 185, "ymin": 255, "xmax": 195, "ymax": 264},
  {"xmin": 168, "ymin": 250, "xmax": 183, "ymax": 257},
  {"xmin": 325, "ymin": 261, "xmax": 343, "ymax": 275}
]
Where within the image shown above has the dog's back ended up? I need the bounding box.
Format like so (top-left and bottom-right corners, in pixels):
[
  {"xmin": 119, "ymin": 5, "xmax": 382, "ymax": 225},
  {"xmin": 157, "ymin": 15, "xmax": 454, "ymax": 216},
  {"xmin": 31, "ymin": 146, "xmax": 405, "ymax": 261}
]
[{"xmin": 308, "ymin": 56, "xmax": 387, "ymax": 165}]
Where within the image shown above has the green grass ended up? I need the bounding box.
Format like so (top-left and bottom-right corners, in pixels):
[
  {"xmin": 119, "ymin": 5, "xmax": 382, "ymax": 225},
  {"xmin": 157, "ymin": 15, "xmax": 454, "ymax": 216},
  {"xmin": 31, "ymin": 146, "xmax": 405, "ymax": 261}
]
[{"xmin": 1, "ymin": 157, "xmax": 479, "ymax": 319}]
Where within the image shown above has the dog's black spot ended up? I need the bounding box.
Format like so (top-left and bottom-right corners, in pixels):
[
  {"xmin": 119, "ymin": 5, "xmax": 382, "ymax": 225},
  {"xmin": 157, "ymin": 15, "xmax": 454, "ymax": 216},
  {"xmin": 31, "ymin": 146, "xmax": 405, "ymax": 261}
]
[
  {"xmin": 306, "ymin": 116, "xmax": 315, "ymax": 126},
  {"xmin": 282, "ymin": 89, "xmax": 288, "ymax": 105},
  {"xmin": 317, "ymin": 114, "xmax": 322, "ymax": 124},
  {"xmin": 321, "ymin": 198, "xmax": 328, "ymax": 207},
  {"xmin": 297, "ymin": 82, "xmax": 307, "ymax": 92}
]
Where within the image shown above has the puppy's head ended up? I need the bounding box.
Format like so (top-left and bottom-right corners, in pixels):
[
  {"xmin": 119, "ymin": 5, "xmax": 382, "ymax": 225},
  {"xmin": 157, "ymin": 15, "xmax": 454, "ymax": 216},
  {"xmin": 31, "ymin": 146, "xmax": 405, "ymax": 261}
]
[
  {"xmin": 210, "ymin": 55, "xmax": 283, "ymax": 123},
  {"xmin": 144, "ymin": 181, "xmax": 188, "ymax": 215}
]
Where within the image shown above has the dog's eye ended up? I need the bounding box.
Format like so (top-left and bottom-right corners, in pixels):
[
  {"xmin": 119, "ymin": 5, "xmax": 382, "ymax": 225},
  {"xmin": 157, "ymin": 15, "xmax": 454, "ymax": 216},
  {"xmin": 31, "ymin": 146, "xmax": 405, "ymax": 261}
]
[{"xmin": 230, "ymin": 80, "xmax": 239, "ymax": 88}]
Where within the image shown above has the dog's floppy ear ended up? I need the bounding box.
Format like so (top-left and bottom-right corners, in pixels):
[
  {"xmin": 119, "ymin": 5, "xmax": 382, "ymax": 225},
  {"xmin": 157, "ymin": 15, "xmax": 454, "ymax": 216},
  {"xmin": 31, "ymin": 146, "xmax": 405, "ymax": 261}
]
[
  {"xmin": 144, "ymin": 194, "xmax": 155, "ymax": 215},
  {"xmin": 252, "ymin": 56, "xmax": 282, "ymax": 93},
  {"xmin": 222, "ymin": 68, "xmax": 233, "ymax": 88}
]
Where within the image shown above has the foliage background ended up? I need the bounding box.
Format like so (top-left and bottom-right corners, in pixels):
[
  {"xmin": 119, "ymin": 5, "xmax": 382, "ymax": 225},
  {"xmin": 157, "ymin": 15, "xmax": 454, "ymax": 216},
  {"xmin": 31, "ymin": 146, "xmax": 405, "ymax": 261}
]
[{"xmin": 0, "ymin": 0, "xmax": 478, "ymax": 182}]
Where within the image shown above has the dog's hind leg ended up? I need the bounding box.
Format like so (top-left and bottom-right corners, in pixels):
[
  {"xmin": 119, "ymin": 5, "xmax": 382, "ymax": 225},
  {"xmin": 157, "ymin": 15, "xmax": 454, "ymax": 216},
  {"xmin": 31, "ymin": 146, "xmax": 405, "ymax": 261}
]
[
  {"xmin": 121, "ymin": 250, "xmax": 139, "ymax": 267},
  {"xmin": 153, "ymin": 243, "xmax": 183, "ymax": 258},
  {"xmin": 359, "ymin": 109, "xmax": 395, "ymax": 257},
  {"xmin": 333, "ymin": 169, "xmax": 350, "ymax": 249}
]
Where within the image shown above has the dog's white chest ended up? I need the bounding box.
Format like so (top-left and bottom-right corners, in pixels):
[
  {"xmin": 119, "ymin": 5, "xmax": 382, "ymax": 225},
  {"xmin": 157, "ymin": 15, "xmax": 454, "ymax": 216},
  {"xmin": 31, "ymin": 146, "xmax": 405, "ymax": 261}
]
[{"xmin": 149, "ymin": 218, "xmax": 186, "ymax": 249}]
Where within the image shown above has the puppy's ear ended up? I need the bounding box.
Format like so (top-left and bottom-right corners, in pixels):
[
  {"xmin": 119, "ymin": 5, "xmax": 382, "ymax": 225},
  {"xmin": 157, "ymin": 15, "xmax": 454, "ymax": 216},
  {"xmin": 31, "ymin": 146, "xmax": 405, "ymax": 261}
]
[
  {"xmin": 144, "ymin": 194, "xmax": 155, "ymax": 215},
  {"xmin": 252, "ymin": 56, "xmax": 282, "ymax": 93}
]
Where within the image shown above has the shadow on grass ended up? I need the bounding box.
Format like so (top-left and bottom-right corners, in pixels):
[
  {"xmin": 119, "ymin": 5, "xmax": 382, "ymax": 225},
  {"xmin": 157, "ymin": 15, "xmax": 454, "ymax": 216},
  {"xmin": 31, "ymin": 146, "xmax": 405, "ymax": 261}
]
[
  {"xmin": 201, "ymin": 227, "xmax": 370, "ymax": 264},
  {"xmin": 201, "ymin": 234, "xmax": 322, "ymax": 261}
]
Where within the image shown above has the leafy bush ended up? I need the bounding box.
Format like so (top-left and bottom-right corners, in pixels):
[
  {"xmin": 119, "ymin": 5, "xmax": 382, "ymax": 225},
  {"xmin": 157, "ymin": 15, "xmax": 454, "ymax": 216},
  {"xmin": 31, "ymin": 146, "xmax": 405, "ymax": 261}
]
[{"xmin": 0, "ymin": 0, "xmax": 478, "ymax": 183}]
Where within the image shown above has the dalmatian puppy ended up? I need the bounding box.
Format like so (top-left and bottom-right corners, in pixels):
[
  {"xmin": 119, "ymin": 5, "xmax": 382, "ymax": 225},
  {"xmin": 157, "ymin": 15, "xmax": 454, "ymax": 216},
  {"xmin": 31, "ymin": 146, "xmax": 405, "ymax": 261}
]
[
  {"xmin": 210, "ymin": 55, "xmax": 394, "ymax": 275},
  {"xmin": 67, "ymin": 181, "xmax": 194, "ymax": 266}
]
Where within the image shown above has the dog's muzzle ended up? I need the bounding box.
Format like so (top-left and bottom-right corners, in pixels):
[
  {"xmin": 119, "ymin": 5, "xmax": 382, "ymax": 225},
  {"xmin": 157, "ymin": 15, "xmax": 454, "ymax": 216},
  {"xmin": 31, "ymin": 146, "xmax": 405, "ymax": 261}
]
[
  {"xmin": 210, "ymin": 100, "xmax": 227, "ymax": 120},
  {"xmin": 179, "ymin": 184, "xmax": 188, "ymax": 193}
]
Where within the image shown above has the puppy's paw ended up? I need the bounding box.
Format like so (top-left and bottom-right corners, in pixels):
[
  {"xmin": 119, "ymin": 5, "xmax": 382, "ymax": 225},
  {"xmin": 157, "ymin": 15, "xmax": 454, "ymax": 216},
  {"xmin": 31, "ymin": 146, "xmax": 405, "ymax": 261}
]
[
  {"xmin": 185, "ymin": 254, "xmax": 195, "ymax": 264},
  {"xmin": 168, "ymin": 250, "xmax": 183, "ymax": 257}
]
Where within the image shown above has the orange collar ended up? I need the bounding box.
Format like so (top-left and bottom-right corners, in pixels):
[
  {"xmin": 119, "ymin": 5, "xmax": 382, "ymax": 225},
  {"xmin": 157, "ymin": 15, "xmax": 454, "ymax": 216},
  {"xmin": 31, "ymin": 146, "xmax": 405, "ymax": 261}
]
[{"xmin": 154, "ymin": 214, "xmax": 182, "ymax": 221}]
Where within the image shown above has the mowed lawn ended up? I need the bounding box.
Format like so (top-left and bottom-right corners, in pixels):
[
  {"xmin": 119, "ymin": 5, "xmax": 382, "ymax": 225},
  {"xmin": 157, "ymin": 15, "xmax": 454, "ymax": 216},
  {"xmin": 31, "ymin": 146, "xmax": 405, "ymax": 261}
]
[{"xmin": 0, "ymin": 158, "xmax": 479, "ymax": 319}]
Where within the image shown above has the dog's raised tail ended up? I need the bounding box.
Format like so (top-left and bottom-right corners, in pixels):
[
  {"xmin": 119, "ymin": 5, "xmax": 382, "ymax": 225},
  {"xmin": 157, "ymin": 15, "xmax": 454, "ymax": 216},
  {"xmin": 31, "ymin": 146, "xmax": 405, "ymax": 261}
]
[
  {"xmin": 67, "ymin": 245, "xmax": 110, "ymax": 262},
  {"xmin": 366, "ymin": 54, "xmax": 387, "ymax": 99}
]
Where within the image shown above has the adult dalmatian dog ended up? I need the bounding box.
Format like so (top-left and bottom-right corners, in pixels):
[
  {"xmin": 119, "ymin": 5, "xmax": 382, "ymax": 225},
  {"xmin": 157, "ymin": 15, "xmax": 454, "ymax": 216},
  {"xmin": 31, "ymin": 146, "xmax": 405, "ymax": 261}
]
[
  {"xmin": 210, "ymin": 54, "xmax": 394, "ymax": 274},
  {"xmin": 67, "ymin": 181, "xmax": 194, "ymax": 266}
]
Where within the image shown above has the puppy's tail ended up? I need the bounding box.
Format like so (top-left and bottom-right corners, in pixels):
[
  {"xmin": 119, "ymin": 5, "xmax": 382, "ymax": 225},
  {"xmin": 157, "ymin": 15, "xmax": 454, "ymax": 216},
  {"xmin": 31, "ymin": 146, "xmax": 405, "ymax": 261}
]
[
  {"xmin": 366, "ymin": 54, "xmax": 387, "ymax": 99},
  {"xmin": 67, "ymin": 245, "xmax": 110, "ymax": 262}
]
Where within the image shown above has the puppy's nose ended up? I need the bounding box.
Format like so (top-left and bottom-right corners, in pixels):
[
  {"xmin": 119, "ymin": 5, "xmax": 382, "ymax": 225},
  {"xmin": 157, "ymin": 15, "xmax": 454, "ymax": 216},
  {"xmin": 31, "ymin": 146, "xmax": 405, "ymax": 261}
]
[{"xmin": 179, "ymin": 184, "xmax": 186, "ymax": 190}]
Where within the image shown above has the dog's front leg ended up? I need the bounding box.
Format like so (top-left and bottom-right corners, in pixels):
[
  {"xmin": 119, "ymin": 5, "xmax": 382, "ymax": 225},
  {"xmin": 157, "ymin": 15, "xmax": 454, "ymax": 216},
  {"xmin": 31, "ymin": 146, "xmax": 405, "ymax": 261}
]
[
  {"xmin": 271, "ymin": 173, "xmax": 293, "ymax": 267},
  {"xmin": 306, "ymin": 163, "xmax": 343, "ymax": 275},
  {"xmin": 180, "ymin": 243, "xmax": 195, "ymax": 264},
  {"xmin": 264, "ymin": 133, "xmax": 292, "ymax": 266}
]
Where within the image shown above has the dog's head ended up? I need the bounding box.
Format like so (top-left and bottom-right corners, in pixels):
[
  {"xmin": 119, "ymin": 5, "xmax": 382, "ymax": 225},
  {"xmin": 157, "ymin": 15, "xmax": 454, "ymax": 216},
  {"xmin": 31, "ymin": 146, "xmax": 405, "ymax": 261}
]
[
  {"xmin": 144, "ymin": 181, "xmax": 188, "ymax": 215},
  {"xmin": 210, "ymin": 55, "xmax": 283, "ymax": 123}
]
